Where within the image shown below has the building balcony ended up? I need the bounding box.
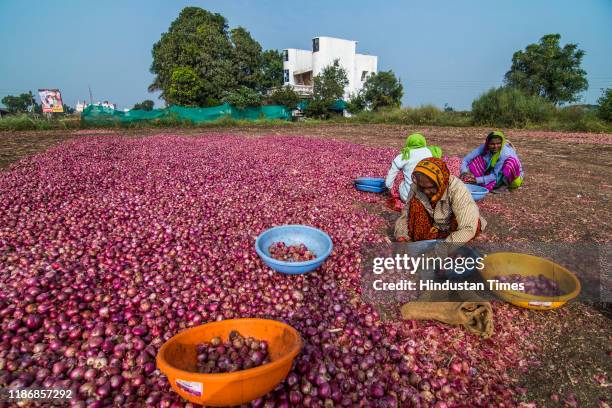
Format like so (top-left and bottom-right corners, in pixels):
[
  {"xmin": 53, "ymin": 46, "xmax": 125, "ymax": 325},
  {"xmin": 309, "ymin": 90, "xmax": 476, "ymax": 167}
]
[{"xmin": 291, "ymin": 84, "xmax": 313, "ymax": 96}]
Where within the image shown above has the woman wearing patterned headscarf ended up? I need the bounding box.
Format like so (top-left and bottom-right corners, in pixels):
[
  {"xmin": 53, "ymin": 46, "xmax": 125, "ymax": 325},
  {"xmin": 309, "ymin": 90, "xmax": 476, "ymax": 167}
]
[
  {"xmin": 394, "ymin": 158, "xmax": 486, "ymax": 243},
  {"xmin": 385, "ymin": 133, "xmax": 442, "ymax": 203},
  {"xmin": 460, "ymin": 131, "xmax": 524, "ymax": 191}
]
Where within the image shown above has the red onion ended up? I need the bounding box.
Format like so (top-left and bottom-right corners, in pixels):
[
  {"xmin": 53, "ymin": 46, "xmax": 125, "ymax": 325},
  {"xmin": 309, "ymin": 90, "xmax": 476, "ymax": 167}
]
[
  {"xmin": 494, "ymin": 274, "xmax": 565, "ymax": 296},
  {"xmin": 268, "ymin": 242, "xmax": 316, "ymax": 262},
  {"xmin": 0, "ymin": 136, "xmax": 543, "ymax": 406}
]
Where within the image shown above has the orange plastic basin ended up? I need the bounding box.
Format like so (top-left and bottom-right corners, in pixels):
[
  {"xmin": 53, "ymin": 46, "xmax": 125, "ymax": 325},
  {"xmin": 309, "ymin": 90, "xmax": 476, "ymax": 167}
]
[
  {"xmin": 156, "ymin": 318, "xmax": 302, "ymax": 407},
  {"xmin": 480, "ymin": 252, "xmax": 581, "ymax": 310}
]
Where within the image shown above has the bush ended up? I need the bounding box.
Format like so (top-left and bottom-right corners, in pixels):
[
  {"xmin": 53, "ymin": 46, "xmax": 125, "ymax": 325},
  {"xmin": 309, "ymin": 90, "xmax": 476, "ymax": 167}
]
[
  {"xmin": 346, "ymin": 92, "xmax": 367, "ymax": 114},
  {"xmin": 304, "ymin": 99, "xmax": 331, "ymax": 119},
  {"xmin": 221, "ymin": 86, "xmax": 262, "ymax": 109},
  {"xmin": 269, "ymin": 86, "xmax": 301, "ymax": 110},
  {"xmin": 347, "ymin": 105, "xmax": 472, "ymax": 127},
  {"xmin": 597, "ymin": 88, "xmax": 612, "ymax": 122},
  {"xmin": 543, "ymin": 106, "xmax": 610, "ymax": 132},
  {"xmin": 472, "ymin": 87, "xmax": 555, "ymax": 127}
]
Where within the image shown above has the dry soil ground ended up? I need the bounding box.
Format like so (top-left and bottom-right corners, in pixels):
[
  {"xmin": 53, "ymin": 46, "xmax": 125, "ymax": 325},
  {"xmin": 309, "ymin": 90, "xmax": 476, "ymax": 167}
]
[{"xmin": 1, "ymin": 125, "xmax": 610, "ymax": 407}]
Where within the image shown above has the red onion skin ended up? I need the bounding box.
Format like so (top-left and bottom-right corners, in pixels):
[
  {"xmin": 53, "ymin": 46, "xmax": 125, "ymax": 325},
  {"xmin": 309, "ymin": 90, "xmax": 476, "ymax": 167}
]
[{"xmin": 0, "ymin": 138, "xmax": 534, "ymax": 406}]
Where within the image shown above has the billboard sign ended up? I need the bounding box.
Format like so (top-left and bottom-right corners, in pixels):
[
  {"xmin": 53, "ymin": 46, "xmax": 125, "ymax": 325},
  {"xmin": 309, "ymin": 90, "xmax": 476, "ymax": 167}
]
[{"xmin": 38, "ymin": 89, "xmax": 64, "ymax": 113}]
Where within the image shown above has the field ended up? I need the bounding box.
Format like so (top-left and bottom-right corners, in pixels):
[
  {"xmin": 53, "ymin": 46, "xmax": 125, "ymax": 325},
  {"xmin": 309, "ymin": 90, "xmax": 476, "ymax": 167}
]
[{"xmin": 0, "ymin": 125, "xmax": 610, "ymax": 407}]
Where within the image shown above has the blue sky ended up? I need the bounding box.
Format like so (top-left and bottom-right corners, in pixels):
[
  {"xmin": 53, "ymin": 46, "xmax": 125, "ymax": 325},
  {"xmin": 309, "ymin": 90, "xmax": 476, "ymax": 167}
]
[{"xmin": 1, "ymin": 0, "xmax": 610, "ymax": 110}]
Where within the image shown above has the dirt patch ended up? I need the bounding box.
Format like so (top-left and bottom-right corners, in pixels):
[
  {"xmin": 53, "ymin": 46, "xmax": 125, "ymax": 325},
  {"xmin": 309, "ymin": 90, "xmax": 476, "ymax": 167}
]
[
  {"xmin": 0, "ymin": 131, "xmax": 77, "ymax": 169},
  {"xmin": 516, "ymin": 302, "xmax": 611, "ymax": 407}
]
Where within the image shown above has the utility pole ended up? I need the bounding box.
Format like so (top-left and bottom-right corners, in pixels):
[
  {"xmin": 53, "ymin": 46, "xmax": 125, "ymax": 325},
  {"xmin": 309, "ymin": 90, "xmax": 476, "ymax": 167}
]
[
  {"xmin": 88, "ymin": 85, "xmax": 93, "ymax": 105},
  {"xmin": 31, "ymin": 91, "xmax": 36, "ymax": 116}
]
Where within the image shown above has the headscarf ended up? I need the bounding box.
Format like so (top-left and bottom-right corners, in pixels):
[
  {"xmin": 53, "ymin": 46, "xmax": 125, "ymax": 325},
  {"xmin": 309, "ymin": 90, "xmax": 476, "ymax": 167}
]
[
  {"xmin": 401, "ymin": 133, "xmax": 443, "ymax": 160},
  {"xmin": 484, "ymin": 130, "xmax": 506, "ymax": 169},
  {"xmin": 412, "ymin": 157, "xmax": 450, "ymax": 205}
]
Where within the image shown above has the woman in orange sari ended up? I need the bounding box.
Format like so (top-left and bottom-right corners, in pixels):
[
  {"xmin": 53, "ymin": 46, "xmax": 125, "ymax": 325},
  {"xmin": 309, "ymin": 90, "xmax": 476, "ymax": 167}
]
[{"xmin": 394, "ymin": 158, "xmax": 486, "ymax": 244}]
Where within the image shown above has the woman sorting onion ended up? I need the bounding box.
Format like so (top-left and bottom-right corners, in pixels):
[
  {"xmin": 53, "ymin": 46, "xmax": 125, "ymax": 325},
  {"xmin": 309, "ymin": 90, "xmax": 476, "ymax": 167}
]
[
  {"xmin": 394, "ymin": 158, "xmax": 486, "ymax": 244},
  {"xmin": 385, "ymin": 133, "xmax": 442, "ymax": 203},
  {"xmin": 460, "ymin": 130, "xmax": 524, "ymax": 191}
]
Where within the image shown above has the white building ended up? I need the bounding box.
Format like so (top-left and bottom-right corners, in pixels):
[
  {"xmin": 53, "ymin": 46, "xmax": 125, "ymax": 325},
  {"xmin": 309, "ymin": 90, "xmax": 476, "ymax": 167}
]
[
  {"xmin": 283, "ymin": 36, "xmax": 378, "ymax": 100},
  {"xmin": 75, "ymin": 101, "xmax": 117, "ymax": 112}
]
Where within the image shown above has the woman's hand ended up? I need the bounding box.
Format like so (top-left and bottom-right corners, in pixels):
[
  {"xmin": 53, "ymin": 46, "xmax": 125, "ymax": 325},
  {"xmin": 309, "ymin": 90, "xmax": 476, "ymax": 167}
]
[{"xmin": 460, "ymin": 172, "xmax": 476, "ymax": 184}]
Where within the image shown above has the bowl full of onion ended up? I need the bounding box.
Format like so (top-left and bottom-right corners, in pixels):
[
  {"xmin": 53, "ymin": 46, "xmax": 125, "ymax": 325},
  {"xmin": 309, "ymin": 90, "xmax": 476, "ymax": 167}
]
[
  {"xmin": 156, "ymin": 318, "xmax": 302, "ymax": 406},
  {"xmin": 480, "ymin": 252, "xmax": 581, "ymax": 310},
  {"xmin": 255, "ymin": 224, "xmax": 333, "ymax": 274}
]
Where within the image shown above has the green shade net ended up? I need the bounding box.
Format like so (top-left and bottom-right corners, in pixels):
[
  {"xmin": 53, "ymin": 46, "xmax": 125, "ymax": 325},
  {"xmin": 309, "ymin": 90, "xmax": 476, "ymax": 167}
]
[
  {"xmin": 81, "ymin": 103, "xmax": 291, "ymax": 125},
  {"xmin": 329, "ymin": 99, "xmax": 347, "ymax": 111}
]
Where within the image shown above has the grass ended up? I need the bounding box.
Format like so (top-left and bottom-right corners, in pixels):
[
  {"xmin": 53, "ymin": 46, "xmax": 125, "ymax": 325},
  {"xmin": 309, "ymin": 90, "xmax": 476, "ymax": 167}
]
[
  {"xmin": 341, "ymin": 104, "xmax": 612, "ymax": 133},
  {"xmin": 1, "ymin": 106, "xmax": 610, "ymax": 133},
  {"xmin": 340, "ymin": 105, "xmax": 473, "ymax": 127},
  {"xmin": 0, "ymin": 114, "xmax": 80, "ymax": 131}
]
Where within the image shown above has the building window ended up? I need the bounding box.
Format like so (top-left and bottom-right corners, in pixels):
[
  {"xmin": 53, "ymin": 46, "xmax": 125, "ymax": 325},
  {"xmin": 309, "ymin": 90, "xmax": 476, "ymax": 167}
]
[
  {"xmin": 361, "ymin": 71, "xmax": 368, "ymax": 81},
  {"xmin": 283, "ymin": 69, "xmax": 290, "ymax": 83},
  {"xmin": 283, "ymin": 50, "xmax": 288, "ymax": 61},
  {"xmin": 312, "ymin": 38, "xmax": 319, "ymax": 52}
]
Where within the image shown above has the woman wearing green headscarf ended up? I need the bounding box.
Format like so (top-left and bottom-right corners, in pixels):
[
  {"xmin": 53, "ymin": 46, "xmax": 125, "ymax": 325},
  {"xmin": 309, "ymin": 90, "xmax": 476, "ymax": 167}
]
[
  {"xmin": 460, "ymin": 131, "xmax": 524, "ymax": 191},
  {"xmin": 385, "ymin": 133, "xmax": 442, "ymax": 202}
]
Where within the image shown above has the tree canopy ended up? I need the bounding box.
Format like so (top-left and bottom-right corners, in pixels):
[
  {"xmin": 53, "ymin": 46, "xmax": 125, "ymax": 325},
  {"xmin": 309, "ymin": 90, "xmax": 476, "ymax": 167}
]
[
  {"xmin": 314, "ymin": 60, "xmax": 348, "ymax": 102},
  {"xmin": 132, "ymin": 100, "xmax": 155, "ymax": 111},
  {"xmin": 221, "ymin": 86, "xmax": 262, "ymax": 109},
  {"xmin": 259, "ymin": 50, "xmax": 284, "ymax": 93},
  {"xmin": 362, "ymin": 70, "xmax": 403, "ymax": 111},
  {"xmin": 306, "ymin": 60, "xmax": 348, "ymax": 117},
  {"xmin": 504, "ymin": 34, "xmax": 588, "ymax": 105},
  {"xmin": 597, "ymin": 88, "xmax": 612, "ymax": 122},
  {"xmin": 1, "ymin": 92, "xmax": 36, "ymax": 114},
  {"xmin": 149, "ymin": 7, "xmax": 283, "ymax": 107}
]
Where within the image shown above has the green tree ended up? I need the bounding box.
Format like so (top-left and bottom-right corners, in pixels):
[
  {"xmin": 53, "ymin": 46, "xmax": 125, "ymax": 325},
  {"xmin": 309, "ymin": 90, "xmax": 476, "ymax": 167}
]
[
  {"xmin": 362, "ymin": 70, "xmax": 403, "ymax": 110},
  {"xmin": 1, "ymin": 92, "xmax": 36, "ymax": 113},
  {"xmin": 230, "ymin": 27, "xmax": 263, "ymax": 90},
  {"xmin": 313, "ymin": 60, "xmax": 348, "ymax": 102},
  {"xmin": 221, "ymin": 86, "xmax": 262, "ymax": 109},
  {"xmin": 260, "ymin": 50, "xmax": 284, "ymax": 93},
  {"xmin": 306, "ymin": 60, "xmax": 348, "ymax": 118},
  {"xmin": 597, "ymin": 88, "xmax": 612, "ymax": 122},
  {"xmin": 269, "ymin": 86, "xmax": 301, "ymax": 110},
  {"xmin": 168, "ymin": 67, "xmax": 205, "ymax": 106},
  {"xmin": 504, "ymin": 34, "xmax": 588, "ymax": 105},
  {"xmin": 149, "ymin": 7, "xmax": 236, "ymax": 106},
  {"xmin": 133, "ymin": 100, "xmax": 155, "ymax": 111},
  {"xmin": 62, "ymin": 104, "xmax": 75, "ymax": 114},
  {"xmin": 149, "ymin": 7, "xmax": 278, "ymax": 107}
]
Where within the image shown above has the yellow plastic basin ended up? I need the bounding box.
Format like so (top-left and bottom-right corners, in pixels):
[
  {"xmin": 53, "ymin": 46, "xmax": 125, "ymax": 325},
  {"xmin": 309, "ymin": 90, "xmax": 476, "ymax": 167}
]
[{"xmin": 480, "ymin": 252, "xmax": 581, "ymax": 310}]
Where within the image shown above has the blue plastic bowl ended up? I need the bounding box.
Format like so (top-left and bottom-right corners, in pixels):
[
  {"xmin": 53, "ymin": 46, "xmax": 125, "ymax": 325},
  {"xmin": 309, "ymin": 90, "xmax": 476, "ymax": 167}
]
[
  {"xmin": 255, "ymin": 225, "xmax": 333, "ymax": 274},
  {"xmin": 354, "ymin": 183, "xmax": 387, "ymax": 193},
  {"xmin": 354, "ymin": 177, "xmax": 385, "ymax": 188},
  {"xmin": 465, "ymin": 184, "xmax": 489, "ymax": 202}
]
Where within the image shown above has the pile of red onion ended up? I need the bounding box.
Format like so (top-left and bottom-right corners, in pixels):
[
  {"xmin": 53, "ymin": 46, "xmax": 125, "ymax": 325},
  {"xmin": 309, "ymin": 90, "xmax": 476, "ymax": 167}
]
[
  {"xmin": 196, "ymin": 331, "xmax": 269, "ymax": 374},
  {"xmin": 269, "ymin": 242, "xmax": 316, "ymax": 262},
  {"xmin": 0, "ymin": 135, "xmax": 536, "ymax": 407},
  {"xmin": 495, "ymin": 274, "xmax": 565, "ymax": 297}
]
